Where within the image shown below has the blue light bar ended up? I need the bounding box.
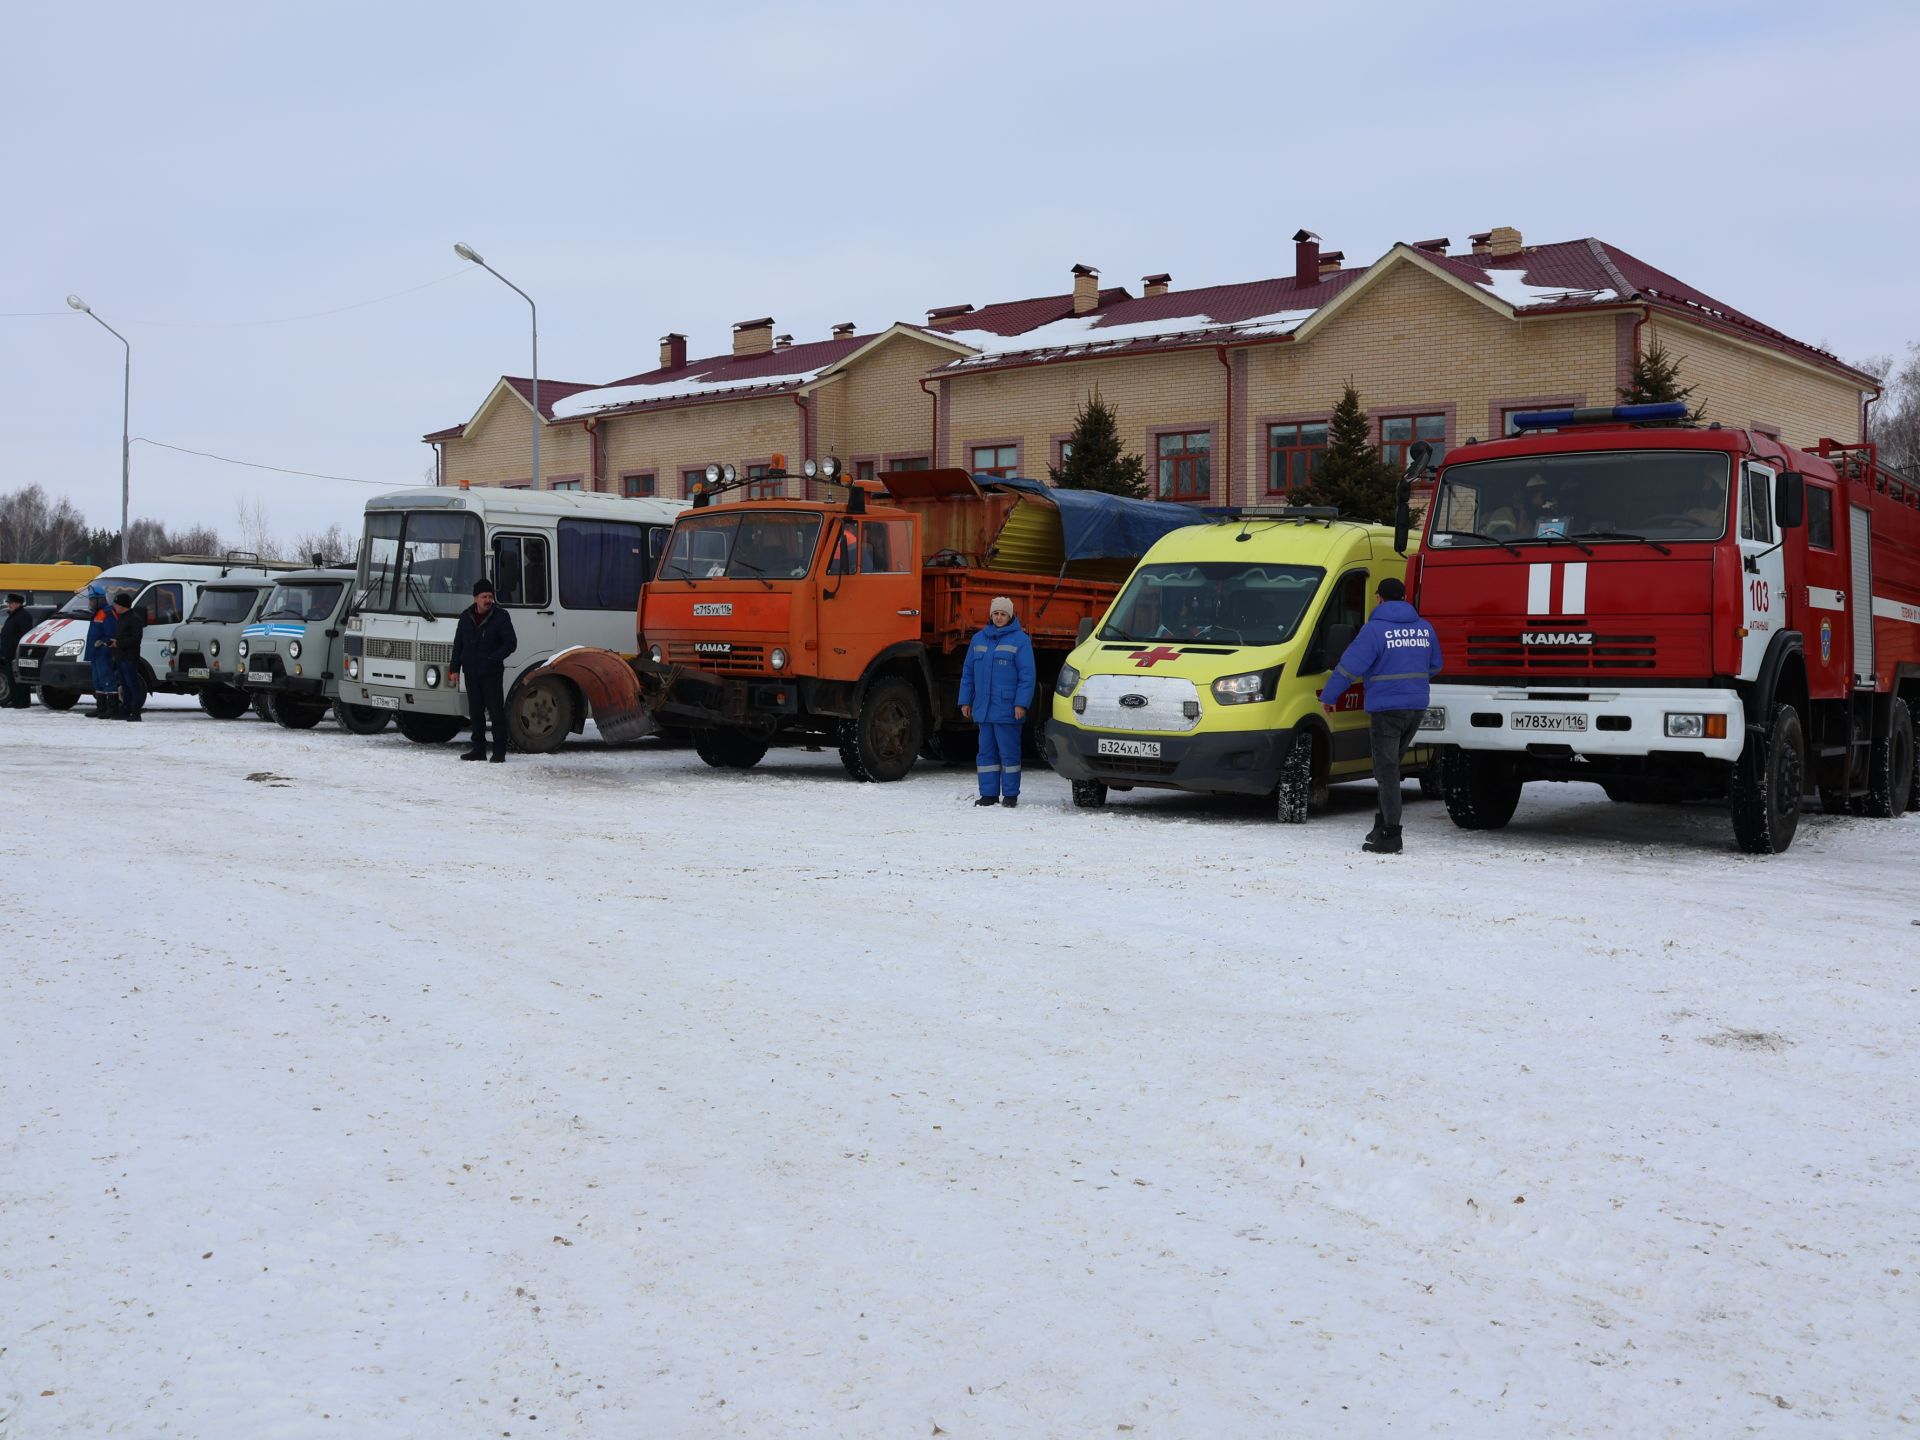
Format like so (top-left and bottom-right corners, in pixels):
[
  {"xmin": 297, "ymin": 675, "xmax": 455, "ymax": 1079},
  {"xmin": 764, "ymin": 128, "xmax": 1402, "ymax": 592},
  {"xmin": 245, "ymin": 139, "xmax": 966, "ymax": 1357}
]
[{"xmin": 1510, "ymin": 402, "xmax": 1690, "ymax": 430}]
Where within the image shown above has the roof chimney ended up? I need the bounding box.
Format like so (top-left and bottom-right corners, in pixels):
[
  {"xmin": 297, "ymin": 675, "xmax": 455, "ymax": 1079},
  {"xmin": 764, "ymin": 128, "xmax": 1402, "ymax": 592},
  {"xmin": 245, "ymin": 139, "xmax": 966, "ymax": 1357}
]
[
  {"xmin": 926, "ymin": 303, "xmax": 974, "ymax": 323},
  {"xmin": 774, "ymin": 333, "xmax": 793, "ymax": 351},
  {"xmin": 1412, "ymin": 237, "xmax": 1450, "ymax": 255},
  {"xmin": 1469, "ymin": 231, "xmax": 1493, "ymax": 256},
  {"xmin": 832, "ymin": 322, "xmax": 857, "ymax": 337},
  {"xmin": 1317, "ymin": 251, "xmax": 1345, "ymax": 275},
  {"xmin": 1142, "ymin": 272, "xmax": 1171, "ymax": 298},
  {"xmin": 1071, "ymin": 263, "xmax": 1100, "ymax": 315},
  {"xmin": 732, "ymin": 317, "xmax": 774, "ymax": 357},
  {"xmin": 1488, "ymin": 225, "xmax": 1524, "ymax": 257},
  {"xmin": 659, "ymin": 332, "xmax": 687, "ymax": 370},
  {"xmin": 1293, "ymin": 229, "xmax": 1321, "ymax": 286}
]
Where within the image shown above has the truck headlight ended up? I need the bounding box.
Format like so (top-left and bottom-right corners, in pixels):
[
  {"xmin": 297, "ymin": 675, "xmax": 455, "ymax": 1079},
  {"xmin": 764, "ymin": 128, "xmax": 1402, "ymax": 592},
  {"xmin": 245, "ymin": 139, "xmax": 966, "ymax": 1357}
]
[
  {"xmin": 770, "ymin": 647, "xmax": 788, "ymax": 670},
  {"xmin": 209, "ymin": 639, "xmax": 220, "ymax": 658},
  {"xmin": 288, "ymin": 639, "xmax": 302, "ymax": 659},
  {"xmin": 238, "ymin": 638, "xmax": 250, "ymax": 659},
  {"xmin": 1420, "ymin": 706, "xmax": 1447, "ymax": 731},
  {"xmin": 345, "ymin": 656, "xmax": 360, "ymax": 679},
  {"xmin": 425, "ymin": 665, "xmax": 441, "ymax": 689},
  {"xmin": 1054, "ymin": 661, "xmax": 1080, "ymax": 697},
  {"xmin": 1665, "ymin": 712, "xmax": 1727, "ymax": 739},
  {"xmin": 56, "ymin": 640, "xmax": 84, "ymax": 657},
  {"xmin": 1210, "ymin": 667, "xmax": 1280, "ymax": 705},
  {"xmin": 649, "ymin": 644, "xmax": 663, "ymax": 664}
]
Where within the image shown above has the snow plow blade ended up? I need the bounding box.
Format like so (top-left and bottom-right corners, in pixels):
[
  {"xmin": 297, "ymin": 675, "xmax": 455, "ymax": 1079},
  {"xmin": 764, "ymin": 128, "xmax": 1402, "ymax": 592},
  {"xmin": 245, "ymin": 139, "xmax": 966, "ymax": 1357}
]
[{"xmin": 539, "ymin": 648, "xmax": 654, "ymax": 743}]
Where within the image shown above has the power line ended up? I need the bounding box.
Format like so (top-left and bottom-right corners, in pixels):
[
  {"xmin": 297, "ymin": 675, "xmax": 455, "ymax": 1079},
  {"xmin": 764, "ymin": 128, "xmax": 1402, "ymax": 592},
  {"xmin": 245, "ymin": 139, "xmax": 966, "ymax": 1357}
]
[{"xmin": 131, "ymin": 437, "xmax": 400, "ymax": 487}]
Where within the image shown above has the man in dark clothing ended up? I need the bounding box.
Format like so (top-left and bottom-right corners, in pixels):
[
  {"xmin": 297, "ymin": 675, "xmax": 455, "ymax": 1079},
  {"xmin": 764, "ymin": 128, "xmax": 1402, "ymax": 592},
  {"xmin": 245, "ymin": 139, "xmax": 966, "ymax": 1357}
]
[
  {"xmin": 111, "ymin": 591, "xmax": 147, "ymax": 721},
  {"xmin": 1, "ymin": 594, "xmax": 33, "ymax": 708},
  {"xmin": 448, "ymin": 578, "xmax": 517, "ymax": 762},
  {"xmin": 1318, "ymin": 576, "xmax": 1443, "ymax": 855}
]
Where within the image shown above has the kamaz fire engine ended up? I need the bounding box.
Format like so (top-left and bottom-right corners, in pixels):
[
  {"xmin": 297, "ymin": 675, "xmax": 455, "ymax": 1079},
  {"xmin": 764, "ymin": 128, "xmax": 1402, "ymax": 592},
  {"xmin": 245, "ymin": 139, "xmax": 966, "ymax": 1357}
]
[{"xmin": 1411, "ymin": 402, "xmax": 1919, "ymax": 853}]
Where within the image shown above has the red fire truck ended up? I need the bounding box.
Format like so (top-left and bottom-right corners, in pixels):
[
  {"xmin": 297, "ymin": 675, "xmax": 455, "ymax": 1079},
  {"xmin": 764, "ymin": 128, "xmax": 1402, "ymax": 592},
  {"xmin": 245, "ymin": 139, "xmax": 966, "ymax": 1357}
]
[{"xmin": 1408, "ymin": 403, "xmax": 1919, "ymax": 853}]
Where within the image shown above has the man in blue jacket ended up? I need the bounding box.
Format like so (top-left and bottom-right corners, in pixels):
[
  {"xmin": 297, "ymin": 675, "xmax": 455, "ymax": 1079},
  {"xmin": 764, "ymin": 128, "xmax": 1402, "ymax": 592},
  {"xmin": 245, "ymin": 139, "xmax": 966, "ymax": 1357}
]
[
  {"xmin": 959, "ymin": 596, "xmax": 1036, "ymax": 808},
  {"xmin": 84, "ymin": 584, "xmax": 122, "ymax": 719},
  {"xmin": 448, "ymin": 578, "xmax": 518, "ymax": 763},
  {"xmin": 1319, "ymin": 576, "xmax": 1442, "ymax": 854}
]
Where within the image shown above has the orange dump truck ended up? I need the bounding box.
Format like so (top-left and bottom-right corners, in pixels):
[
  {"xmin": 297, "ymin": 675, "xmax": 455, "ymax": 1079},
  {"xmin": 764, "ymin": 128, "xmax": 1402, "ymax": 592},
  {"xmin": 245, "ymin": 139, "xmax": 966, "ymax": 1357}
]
[{"xmin": 542, "ymin": 466, "xmax": 1205, "ymax": 780}]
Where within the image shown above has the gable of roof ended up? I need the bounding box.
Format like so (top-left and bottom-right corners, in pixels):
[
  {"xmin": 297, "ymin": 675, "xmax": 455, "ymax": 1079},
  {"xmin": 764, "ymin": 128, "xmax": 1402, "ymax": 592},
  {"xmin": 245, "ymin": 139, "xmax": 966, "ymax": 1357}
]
[{"xmin": 422, "ymin": 374, "xmax": 599, "ymax": 443}]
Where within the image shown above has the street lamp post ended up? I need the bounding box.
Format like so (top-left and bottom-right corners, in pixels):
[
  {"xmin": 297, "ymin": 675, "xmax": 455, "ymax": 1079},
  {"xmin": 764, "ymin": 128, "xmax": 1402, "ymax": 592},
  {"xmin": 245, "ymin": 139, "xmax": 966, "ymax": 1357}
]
[
  {"xmin": 66, "ymin": 295, "xmax": 131, "ymax": 564},
  {"xmin": 453, "ymin": 243, "xmax": 539, "ymax": 490}
]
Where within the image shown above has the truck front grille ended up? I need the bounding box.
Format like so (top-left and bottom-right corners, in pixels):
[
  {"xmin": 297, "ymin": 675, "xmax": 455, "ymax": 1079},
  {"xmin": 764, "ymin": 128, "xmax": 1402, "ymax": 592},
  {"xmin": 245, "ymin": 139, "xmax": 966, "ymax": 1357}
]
[
  {"xmin": 667, "ymin": 641, "xmax": 766, "ymax": 675},
  {"xmin": 1090, "ymin": 755, "xmax": 1180, "ymax": 778},
  {"xmin": 365, "ymin": 637, "xmax": 414, "ymax": 661},
  {"xmin": 1465, "ymin": 633, "xmax": 1657, "ymax": 672},
  {"xmin": 419, "ymin": 642, "xmax": 452, "ymax": 665}
]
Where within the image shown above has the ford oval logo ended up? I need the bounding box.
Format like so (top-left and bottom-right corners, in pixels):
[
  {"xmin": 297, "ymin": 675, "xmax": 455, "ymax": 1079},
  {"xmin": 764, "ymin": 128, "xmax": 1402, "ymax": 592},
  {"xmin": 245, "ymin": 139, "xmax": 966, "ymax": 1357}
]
[{"xmin": 1119, "ymin": 693, "xmax": 1149, "ymax": 709}]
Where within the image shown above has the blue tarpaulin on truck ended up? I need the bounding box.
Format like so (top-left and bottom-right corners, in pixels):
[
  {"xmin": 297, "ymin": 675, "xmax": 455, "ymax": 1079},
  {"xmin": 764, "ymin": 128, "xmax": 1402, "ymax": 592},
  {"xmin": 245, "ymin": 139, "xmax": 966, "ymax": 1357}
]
[{"xmin": 985, "ymin": 475, "xmax": 1214, "ymax": 566}]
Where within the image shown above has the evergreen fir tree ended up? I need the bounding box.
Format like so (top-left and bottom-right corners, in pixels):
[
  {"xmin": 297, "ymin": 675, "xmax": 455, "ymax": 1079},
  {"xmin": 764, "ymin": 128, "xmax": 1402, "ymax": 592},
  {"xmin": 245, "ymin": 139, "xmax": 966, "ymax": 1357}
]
[
  {"xmin": 1049, "ymin": 388, "xmax": 1150, "ymax": 499},
  {"xmin": 1619, "ymin": 341, "xmax": 1705, "ymax": 420},
  {"xmin": 1293, "ymin": 382, "xmax": 1402, "ymax": 524}
]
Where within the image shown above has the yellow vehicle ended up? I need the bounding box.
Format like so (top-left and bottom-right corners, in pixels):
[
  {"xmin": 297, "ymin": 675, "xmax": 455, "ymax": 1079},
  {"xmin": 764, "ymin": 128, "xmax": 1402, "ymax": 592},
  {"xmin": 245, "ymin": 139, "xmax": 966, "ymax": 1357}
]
[
  {"xmin": 0, "ymin": 562, "xmax": 102, "ymax": 607},
  {"xmin": 1045, "ymin": 508, "xmax": 1426, "ymax": 821}
]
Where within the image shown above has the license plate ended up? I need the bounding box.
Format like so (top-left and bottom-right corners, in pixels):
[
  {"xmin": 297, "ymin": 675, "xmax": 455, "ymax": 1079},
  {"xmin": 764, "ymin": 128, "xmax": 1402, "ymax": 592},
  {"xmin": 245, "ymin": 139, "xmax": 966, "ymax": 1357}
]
[
  {"xmin": 188, "ymin": 667, "xmax": 210, "ymax": 679},
  {"xmin": 1097, "ymin": 737, "xmax": 1162, "ymax": 758},
  {"xmin": 369, "ymin": 694, "xmax": 400, "ymax": 710},
  {"xmin": 1511, "ymin": 711, "xmax": 1587, "ymax": 732},
  {"xmin": 246, "ymin": 671, "xmax": 271, "ymax": 684},
  {"xmin": 16, "ymin": 659, "xmax": 36, "ymax": 671}
]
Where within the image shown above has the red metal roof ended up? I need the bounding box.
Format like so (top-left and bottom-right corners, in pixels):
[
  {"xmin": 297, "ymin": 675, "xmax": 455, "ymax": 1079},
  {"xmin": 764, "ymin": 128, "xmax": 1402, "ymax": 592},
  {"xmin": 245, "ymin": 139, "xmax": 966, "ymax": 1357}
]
[
  {"xmin": 925, "ymin": 286, "xmax": 1133, "ymax": 337},
  {"xmin": 502, "ymin": 376, "xmax": 599, "ymax": 418},
  {"xmin": 600, "ymin": 333, "xmax": 871, "ymax": 393}
]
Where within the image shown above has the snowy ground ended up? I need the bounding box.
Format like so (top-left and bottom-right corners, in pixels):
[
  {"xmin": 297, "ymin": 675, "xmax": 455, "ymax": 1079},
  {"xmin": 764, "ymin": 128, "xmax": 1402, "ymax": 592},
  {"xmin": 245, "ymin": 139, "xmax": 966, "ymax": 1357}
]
[{"xmin": 3, "ymin": 697, "xmax": 1917, "ymax": 1439}]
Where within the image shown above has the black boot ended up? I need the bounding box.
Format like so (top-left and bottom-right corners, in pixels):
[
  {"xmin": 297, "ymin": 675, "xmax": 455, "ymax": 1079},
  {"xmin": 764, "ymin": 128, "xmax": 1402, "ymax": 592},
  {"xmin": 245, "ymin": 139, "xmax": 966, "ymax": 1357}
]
[
  {"xmin": 489, "ymin": 751, "xmax": 506, "ymax": 763},
  {"xmin": 1363, "ymin": 823, "xmax": 1403, "ymax": 855},
  {"xmin": 460, "ymin": 746, "xmax": 486, "ymax": 761},
  {"xmin": 1362, "ymin": 809, "xmax": 1385, "ymax": 848},
  {"xmin": 974, "ymin": 795, "xmax": 999, "ymax": 807}
]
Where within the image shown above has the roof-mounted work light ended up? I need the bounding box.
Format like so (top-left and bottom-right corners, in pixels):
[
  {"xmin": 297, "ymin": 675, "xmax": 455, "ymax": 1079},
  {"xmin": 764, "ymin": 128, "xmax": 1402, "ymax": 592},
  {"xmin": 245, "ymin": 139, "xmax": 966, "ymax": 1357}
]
[{"xmin": 820, "ymin": 455, "xmax": 842, "ymax": 479}]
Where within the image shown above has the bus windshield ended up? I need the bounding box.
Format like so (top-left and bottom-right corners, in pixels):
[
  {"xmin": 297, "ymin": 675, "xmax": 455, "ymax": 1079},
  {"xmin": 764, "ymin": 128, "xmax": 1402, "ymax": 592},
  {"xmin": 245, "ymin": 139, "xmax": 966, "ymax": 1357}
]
[
  {"xmin": 261, "ymin": 581, "xmax": 344, "ymax": 622},
  {"xmin": 655, "ymin": 511, "xmax": 823, "ymax": 581},
  {"xmin": 1099, "ymin": 562, "xmax": 1326, "ymax": 645},
  {"xmin": 1429, "ymin": 450, "xmax": 1731, "ymax": 547},
  {"xmin": 357, "ymin": 510, "xmax": 484, "ymax": 615},
  {"xmin": 187, "ymin": 587, "xmax": 262, "ymax": 624}
]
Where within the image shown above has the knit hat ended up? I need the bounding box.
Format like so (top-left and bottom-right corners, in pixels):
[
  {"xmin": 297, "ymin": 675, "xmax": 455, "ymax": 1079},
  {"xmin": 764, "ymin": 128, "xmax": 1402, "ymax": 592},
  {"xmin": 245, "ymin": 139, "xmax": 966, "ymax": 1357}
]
[
  {"xmin": 473, "ymin": 578, "xmax": 495, "ymax": 596},
  {"xmin": 113, "ymin": 591, "xmax": 135, "ymax": 607},
  {"xmin": 5, "ymin": 593, "xmax": 22, "ymax": 605},
  {"xmin": 989, "ymin": 596, "xmax": 1014, "ymax": 615}
]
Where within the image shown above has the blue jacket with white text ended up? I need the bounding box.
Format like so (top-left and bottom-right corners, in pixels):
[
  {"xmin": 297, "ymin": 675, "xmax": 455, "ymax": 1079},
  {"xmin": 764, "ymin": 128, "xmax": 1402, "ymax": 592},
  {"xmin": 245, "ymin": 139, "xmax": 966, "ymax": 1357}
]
[{"xmin": 1318, "ymin": 599, "xmax": 1442, "ymax": 713}]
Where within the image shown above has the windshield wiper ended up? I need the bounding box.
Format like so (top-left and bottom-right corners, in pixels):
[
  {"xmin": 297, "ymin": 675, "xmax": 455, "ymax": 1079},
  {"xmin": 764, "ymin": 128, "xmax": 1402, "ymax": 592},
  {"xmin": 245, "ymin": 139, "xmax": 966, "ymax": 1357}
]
[
  {"xmin": 398, "ymin": 552, "xmax": 434, "ymax": 621},
  {"xmin": 1436, "ymin": 530, "xmax": 1522, "ymax": 556},
  {"xmin": 1571, "ymin": 530, "xmax": 1671, "ymax": 555},
  {"xmin": 1534, "ymin": 533, "xmax": 1595, "ymax": 556},
  {"xmin": 726, "ymin": 558, "xmax": 775, "ymax": 591}
]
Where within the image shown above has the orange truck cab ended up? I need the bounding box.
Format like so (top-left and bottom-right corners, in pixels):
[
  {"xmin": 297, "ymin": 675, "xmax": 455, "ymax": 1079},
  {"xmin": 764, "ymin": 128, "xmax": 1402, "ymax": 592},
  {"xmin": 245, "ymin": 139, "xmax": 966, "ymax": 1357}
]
[{"xmin": 543, "ymin": 464, "xmax": 1169, "ymax": 781}]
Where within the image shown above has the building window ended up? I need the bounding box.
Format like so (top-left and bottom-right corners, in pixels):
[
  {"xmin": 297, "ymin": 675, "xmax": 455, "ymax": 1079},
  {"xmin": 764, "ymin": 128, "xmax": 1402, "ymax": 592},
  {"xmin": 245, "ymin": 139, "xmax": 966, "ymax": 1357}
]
[
  {"xmin": 744, "ymin": 463, "xmax": 783, "ymax": 500},
  {"xmin": 855, "ymin": 461, "xmax": 876, "ymax": 480},
  {"xmin": 1381, "ymin": 414, "xmax": 1446, "ymax": 471},
  {"xmin": 972, "ymin": 444, "xmax": 1018, "ymax": 478},
  {"xmin": 1059, "ymin": 440, "xmax": 1074, "ymax": 465},
  {"xmin": 1156, "ymin": 430, "xmax": 1211, "ymax": 501},
  {"xmin": 681, "ymin": 470, "xmax": 707, "ymax": 496},
  {"xmin": 549, "ymin": 478, "xmax": 582, "ymax": 492},
  {"xmin": 620, "ymin": 472, "xmax": 655, "ymax": 498},
  {"xmin": 1266, "ymin": 421, "xmax": 1328, "ymax": 493},
  {"xmin": 887, "ymin": 457, "xmax": 930, "ymax": 472}
]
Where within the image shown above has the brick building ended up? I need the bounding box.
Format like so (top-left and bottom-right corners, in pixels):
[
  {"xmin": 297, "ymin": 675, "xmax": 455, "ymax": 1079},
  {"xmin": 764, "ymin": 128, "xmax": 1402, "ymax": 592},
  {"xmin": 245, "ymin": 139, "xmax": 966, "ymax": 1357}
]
[{"xmin": 425, "ymin": 227, "xmax": 1877, "ymax": 505}]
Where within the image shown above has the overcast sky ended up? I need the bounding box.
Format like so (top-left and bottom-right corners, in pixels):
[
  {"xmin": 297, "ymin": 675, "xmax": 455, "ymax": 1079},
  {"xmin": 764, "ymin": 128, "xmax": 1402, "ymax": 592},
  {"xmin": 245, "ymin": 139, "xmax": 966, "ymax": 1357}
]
[{"xmin": 4, "ymin": 0, "xmax": 1916, "ymax": 540}]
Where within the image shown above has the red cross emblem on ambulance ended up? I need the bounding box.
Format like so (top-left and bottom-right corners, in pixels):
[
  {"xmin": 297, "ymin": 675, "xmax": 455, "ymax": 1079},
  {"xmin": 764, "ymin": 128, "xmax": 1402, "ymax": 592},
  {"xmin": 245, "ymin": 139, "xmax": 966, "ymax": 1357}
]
[{"xmin": 1131, "ymin": 645, "xmax": 1183, "ymax": 667}]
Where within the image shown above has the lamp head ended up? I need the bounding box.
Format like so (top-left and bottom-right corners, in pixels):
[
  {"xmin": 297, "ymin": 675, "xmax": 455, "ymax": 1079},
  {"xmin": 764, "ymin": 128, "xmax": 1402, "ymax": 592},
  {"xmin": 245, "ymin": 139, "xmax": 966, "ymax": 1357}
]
[
  {"xmin": 66, "ymin": 295, "xmax": 90, "ymax": 313},
  {"xmin": 453, "ymin": 243, "xmax": 484, "ymax": 265}
]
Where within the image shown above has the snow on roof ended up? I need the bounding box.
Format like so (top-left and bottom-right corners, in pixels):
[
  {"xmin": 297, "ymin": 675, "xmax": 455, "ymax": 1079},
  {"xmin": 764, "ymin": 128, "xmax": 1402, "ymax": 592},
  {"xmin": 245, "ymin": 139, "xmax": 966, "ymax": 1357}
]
[
  {"xmin": 1471, "ymin": 267, "xmax": 1619, "ymax": 310},
  {"xmin": 553, "ymin": 363, "xmax": 830, "ymax": 419},
  {"xmin": 939, "ymin": 305, "xmax": 1319, "ymax": 368}
]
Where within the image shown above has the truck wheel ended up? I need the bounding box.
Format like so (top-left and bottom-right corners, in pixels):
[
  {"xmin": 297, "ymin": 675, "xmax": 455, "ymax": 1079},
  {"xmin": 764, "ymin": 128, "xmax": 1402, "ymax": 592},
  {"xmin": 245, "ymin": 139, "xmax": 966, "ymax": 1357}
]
[
  {"xmin": 39, "ymin": 686, "xmax": 80, "ymax": 712},
  {"xmin": 251, "ymin": 693, "xmax": 274, "ymax": 721},
  {"xmin": 508, "ymin": 675, "xmax": 576, "ymax": 754},
  {"xmin": 693, "ymin": 728, "xmax": 769, "ymax": 769},
  {"xmin": 333, "ymin": 699, "xmax": 392, "ymax": 735},
  {"xmin": 1071, "ymin": 778, "xmax": 1108, "ymax": 809},
  {"xmin": 1729, "ymin": 703, "xmax": 1804, "ymax": 854},
  {"xmin": 1864, "ymin": 697, "xmax": 1914, "ymax": 818},
  {"xmin": 1275, "ymin": 730, "xmax": 1322, "ymax": 824},
  {"xmin": 838, "ymin": 676, "xmax": 924, "ymax": 782},
  {"xmin": 1441, "ymin": 748, "xmax": 1523, "ymax": 830},
  {"xmin": 270, "ymin": 692, "xmax": 327, "ymax": 730},
  {"xmin": 199, "ymin": 688, "xmax": 252, "ymax": 721},
  {"xmin": 394, "ymin": 711, "xmax": 463, "ymax": 745}
]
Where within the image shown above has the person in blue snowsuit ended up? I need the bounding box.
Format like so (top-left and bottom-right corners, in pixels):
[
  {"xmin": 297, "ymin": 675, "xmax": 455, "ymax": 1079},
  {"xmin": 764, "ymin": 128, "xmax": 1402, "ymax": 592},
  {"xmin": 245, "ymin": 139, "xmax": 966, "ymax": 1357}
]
[
  {"xmin": 959, "ymin": 596, "xmax": 1036, "ymax": 808},
  {"xmin": 1318, "ymin": 576, "xmax": 1443, "ymax": 854},
  {"xmin": 83, "ymin": 584, "xmax": 122, "ymax": 718}
]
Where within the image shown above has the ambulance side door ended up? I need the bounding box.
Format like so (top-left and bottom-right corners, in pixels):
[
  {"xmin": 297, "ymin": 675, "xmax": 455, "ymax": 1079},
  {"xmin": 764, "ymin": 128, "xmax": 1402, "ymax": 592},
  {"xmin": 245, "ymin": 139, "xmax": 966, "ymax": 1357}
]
[{"xmin": 1303, "ymin": 568, "xmax": 1372, "ymax": 775}]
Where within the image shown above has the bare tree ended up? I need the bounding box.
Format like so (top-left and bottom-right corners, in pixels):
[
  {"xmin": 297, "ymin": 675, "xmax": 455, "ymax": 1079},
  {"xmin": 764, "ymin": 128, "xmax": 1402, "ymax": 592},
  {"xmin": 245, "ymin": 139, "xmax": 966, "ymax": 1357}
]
[
  {"xmin": 0, "ymin": 484, "xmax": 89, "ymax": 563},
  {"xmin": 234, "ymin": 496, "xmax": 286, "ymax": 561},
  {"xmin": 291, "ymin": 521, "xmax": 357, "ymax": 566},
  {"xmin": 1865, "ymin": 344, "xmax": 1920, "ymax": 476}
]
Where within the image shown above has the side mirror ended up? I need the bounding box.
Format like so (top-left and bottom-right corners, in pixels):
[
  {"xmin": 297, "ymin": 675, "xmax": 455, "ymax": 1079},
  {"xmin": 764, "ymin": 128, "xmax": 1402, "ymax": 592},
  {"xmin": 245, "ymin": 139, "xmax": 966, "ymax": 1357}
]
[
  {"xmin": 1075, "ymin": 616, "xmax": 1096, "ymax": 645},
  {"xmin": 1393, "ymin": 441, "xmax": 1430, "ymax": 555},
  {"xmin": 1775, "ymin": 470, "xmax": 1805, "ymax": 529}
]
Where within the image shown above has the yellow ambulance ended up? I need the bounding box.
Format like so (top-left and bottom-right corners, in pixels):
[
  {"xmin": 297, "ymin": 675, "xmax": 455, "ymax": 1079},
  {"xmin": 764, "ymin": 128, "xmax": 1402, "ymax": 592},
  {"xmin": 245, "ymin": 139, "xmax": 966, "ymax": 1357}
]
[{"xmin": 1044, "ymin": 508, "xmax": 1426, "ymax": 820}]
